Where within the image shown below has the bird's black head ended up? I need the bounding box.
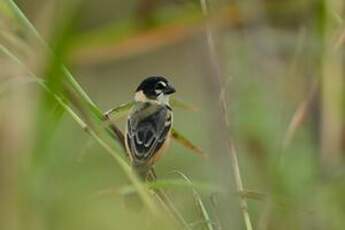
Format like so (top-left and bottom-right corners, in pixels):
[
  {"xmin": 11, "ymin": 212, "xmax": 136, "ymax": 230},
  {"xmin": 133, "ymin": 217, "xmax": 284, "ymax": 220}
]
[{"xmin": 135, "ymin": 76, "xmax": 176, "ymax": 102}]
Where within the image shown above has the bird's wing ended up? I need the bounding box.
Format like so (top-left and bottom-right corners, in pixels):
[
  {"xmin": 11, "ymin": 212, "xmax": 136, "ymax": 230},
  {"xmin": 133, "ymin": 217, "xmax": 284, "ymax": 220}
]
[{"xmin": 126, "ymin": 103, "xmax": 172, "ymax": 163}]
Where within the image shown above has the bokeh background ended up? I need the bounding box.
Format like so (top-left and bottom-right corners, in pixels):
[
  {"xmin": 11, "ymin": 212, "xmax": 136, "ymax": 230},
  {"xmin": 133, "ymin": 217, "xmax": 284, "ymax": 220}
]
[{"xmin": 0, "ymin": 0, "xmax": 344, "ymax": 229}]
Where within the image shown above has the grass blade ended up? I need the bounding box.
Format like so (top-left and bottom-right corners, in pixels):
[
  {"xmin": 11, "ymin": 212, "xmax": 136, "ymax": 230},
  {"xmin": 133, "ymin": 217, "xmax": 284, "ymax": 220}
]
[
  {"xmin": 97, "ymin": 179, "xmax": 223, "ymax": 197},
  {"xmin": 282, "ymin": 81, "xmax": 318, "ymax": 150},
  {"xmin": 171, "ymin": 128, "xmax": 207, "ymax": 159},
  {"xmin": 174, "ymin": 171, "xmax": 215, "ymax": 230},
  {"xmin": 0, "ymin": 43, "xmax": 160, "ymax": 215},
  {"xmin": 198, "ymin": 0, "xmax": 254, "ymax": 228},
  {"xmin": 104, "ymin": 101, "xmax": 135, "ymax": 121}
]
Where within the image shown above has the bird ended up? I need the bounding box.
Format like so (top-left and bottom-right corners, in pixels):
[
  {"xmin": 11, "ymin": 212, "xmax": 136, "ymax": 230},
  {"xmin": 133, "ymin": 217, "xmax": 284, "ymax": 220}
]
[{"xmin": 125, "ymin": 76, "xmax": 176, "ymax": 180}]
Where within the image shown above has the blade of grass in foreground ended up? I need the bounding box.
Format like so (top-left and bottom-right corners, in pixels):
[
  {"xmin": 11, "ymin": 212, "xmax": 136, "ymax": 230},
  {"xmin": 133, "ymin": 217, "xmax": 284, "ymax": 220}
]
[
  {"xmin": 0, "ymin": 43, "xmax": 160, "ymax": 216},
  {"xmin": 2, "ymin": 0, "xmax": 158, "ymax": 210}
]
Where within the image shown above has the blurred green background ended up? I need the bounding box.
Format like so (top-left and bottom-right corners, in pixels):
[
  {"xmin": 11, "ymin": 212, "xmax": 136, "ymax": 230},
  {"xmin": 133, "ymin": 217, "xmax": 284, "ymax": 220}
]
[{"xmin": 0, "ymin": 0, "xmax": 344, "ymax": 229}]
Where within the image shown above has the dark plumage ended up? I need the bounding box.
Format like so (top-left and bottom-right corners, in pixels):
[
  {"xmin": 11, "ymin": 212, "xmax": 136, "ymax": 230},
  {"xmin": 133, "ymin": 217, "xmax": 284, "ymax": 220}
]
[
  {"xmin": 135, "ymin": 76, "xmax": 175, "ymax": 99},
  {"xmin": 126, "ymin": 103, "xmax": 171, "ymax": 163},
  {"xmin": 126, "ymin": 76, "xmax": 175, "ymax": 180}
]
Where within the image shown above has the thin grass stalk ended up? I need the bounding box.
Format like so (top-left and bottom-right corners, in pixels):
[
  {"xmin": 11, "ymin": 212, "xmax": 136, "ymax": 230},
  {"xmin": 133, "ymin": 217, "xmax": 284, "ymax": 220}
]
[
  {"xmin": 174, "ymin": 171, "xmax": 215, "ymax": 230},
  {"xmin": 320, "ymin": 0, "xmax": 344, "ymax": 167},
  {"xmin": 144, "ymin": 170, "xmax": 191, "ymax": 230},
  {"xmin": 154, "ymin": 188, "xmax": 192, "ymax": 230},
  {"xmin": 229, "ymin": 144, "xmax": 253, "ymax": 230},
  {"xmin": 282, "ymin": 81, "xmax": 319, "ymax": 150},
  {"xmin": 199, "ymin": 0, "xmax": 253, "ymax": 229},
  {"xmin": 0, "ymin": 43, "xmax": 159, "ymax": 215}
]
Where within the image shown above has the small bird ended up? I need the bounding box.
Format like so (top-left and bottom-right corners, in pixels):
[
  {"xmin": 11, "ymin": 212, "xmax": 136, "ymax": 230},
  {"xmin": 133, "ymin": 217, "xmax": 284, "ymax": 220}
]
[{"xmin": 125, "ymin": 76, "xmax": 176, "ymax": 180}]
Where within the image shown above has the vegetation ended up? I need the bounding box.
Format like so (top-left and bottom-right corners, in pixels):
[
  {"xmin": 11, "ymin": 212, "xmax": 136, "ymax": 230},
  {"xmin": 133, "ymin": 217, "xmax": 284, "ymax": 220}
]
[{"xmin": 0, "ymin": 0, "xmax": 344, "ymax": 229}]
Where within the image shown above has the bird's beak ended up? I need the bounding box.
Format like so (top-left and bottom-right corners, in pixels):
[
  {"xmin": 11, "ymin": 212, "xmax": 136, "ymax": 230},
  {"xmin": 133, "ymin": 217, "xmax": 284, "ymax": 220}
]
[{"xmin": 164, "ymin": 83, "xmax": 176, "ymax": 95}]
